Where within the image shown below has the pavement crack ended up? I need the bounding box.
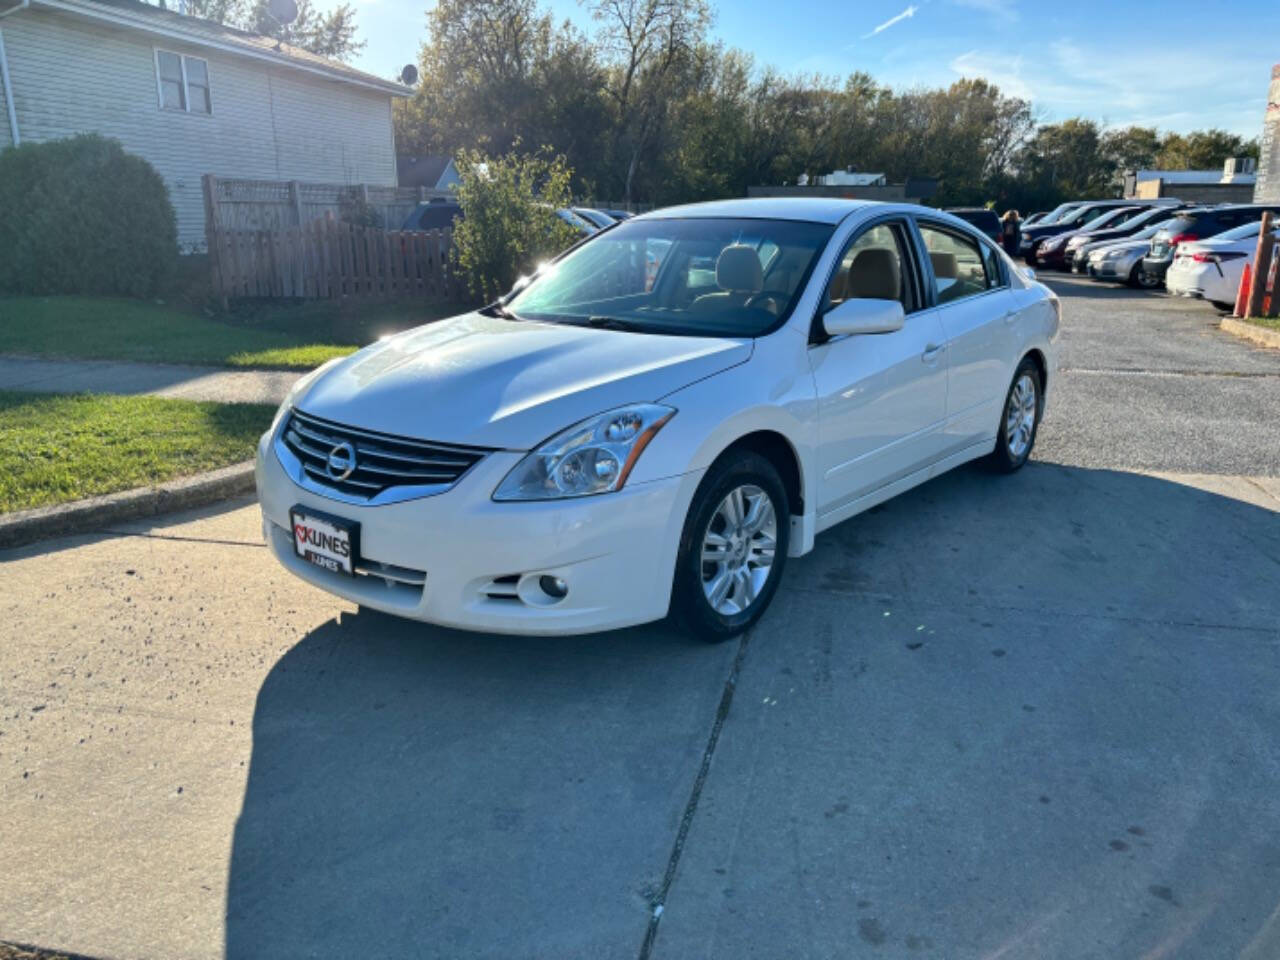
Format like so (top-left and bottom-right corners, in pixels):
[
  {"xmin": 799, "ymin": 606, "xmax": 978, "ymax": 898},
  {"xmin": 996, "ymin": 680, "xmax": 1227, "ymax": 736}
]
[{"xmin": 638, "ymin": 628, "xmax": 751, "ymax": 960}]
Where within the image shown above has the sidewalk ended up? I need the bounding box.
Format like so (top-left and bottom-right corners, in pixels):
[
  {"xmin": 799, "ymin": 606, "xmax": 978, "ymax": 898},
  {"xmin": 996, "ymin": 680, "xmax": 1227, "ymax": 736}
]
[{"xmin": 0, "ymin": 355, "xmax": 302, "ymax": 405}]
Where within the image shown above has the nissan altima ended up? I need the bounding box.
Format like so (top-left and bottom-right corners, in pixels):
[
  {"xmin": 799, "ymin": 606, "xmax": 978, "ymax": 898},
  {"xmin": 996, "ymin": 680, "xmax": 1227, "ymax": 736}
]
[{"xmin": 256, "ymin": 198, "xmax": 1060, "ymax": 640}]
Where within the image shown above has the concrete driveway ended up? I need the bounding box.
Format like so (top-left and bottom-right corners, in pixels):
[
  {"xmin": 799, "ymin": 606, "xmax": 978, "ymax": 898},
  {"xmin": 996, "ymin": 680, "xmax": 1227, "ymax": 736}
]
[{"xmin": 2, "ymin": 279, "xmax": 1278, "ymax": 960}]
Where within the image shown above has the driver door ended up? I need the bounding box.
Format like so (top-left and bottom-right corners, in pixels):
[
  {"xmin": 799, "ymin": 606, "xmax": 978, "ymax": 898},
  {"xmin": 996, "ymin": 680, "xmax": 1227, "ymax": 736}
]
[{"xmin": 808, "ymin": 218, "xmax": 949, "ymax": 519}]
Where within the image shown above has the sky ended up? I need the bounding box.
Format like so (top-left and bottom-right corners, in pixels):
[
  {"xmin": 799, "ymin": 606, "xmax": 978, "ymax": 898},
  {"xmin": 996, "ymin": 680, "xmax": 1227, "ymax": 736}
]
[{"xmin": 346, "ymin": 0, "xmax": 1280, "ymax": 139}]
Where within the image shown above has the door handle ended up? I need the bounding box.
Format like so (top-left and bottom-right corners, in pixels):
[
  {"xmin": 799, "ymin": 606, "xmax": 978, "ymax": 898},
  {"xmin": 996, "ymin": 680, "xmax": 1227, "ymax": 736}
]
[
  {"xmin": 922, "ymin": 342, "xmax": 945, "ymax": 363},
  {"xmin": 1002, "ymin": 310, "xmax": 1018, "ymax": 324}
]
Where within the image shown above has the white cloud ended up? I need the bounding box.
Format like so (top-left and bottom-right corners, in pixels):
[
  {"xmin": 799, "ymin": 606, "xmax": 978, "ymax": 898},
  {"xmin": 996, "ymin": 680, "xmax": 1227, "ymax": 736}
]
[
  {"xmin": 946, "ymin": 40, "xmax": 1266, "ymax": 136},
  {"xmin": 862, "ymin": 4, "xmax": 920, "ymax": 40}
]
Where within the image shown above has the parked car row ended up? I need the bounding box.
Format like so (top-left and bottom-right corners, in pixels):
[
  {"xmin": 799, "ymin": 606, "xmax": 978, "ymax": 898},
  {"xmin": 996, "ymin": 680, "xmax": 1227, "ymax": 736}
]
[{"xmin": 1018, "ymin": 198, "xmax": 1280, "ymax": 310}]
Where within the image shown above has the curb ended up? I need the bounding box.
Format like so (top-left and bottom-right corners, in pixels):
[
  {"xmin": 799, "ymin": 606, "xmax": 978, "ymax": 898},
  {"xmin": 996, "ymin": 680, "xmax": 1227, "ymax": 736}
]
[
  {"xmin": 0, "ymin": 461, "xmax": 255, "ymax": 551},
  {"xmin": 1221, "ymin": 317, "xmax": 1280, "ymax": 350}
]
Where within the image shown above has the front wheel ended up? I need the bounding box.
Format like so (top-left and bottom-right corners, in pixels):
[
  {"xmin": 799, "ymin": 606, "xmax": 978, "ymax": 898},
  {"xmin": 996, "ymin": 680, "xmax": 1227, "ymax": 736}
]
[
  {"xmin": 672, "ymin": 452, "xmax": 790, "ymax": 642},
  {"xmin": 987, "ymin": 359, "xmax": 1042, "ymax": 473},
  {"xmin": 1132, "ymin": 263, "xmax": 1160, "ymax": 289}
]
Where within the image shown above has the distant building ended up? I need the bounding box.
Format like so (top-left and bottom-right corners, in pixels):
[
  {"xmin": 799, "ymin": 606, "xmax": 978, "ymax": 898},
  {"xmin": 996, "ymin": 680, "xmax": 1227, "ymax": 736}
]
[
  {"xmin": 751, "ymin": 170, "xmax": 937, "ymax": 204},
  {"xmin": 1257, "ymin": 64, "xmax": 1280, "ymax": 203},
  {"xmin": 1125, "ymin": 158, "xmax": 1257, "ymax": 205},
  {"xmin": 397, "ymin": 154, "xmax": 461, "ymax": 192},
  {"xmin": 799, "ymin": 168, "xmax": 888, "ymax": 187}
]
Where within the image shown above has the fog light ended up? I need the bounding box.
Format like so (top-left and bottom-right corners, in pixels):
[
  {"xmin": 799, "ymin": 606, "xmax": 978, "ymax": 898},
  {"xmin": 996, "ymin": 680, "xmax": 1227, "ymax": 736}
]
[{"xmin": 539, "ymin": 575, "xmax": 568, "ymax": 600}]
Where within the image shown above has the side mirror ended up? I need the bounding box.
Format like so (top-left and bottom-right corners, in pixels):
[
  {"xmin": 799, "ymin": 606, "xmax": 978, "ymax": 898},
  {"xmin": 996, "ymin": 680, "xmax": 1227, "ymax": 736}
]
[{"xmin": 822, "ymin": 297, "xmax": 905, "ymax": 337}]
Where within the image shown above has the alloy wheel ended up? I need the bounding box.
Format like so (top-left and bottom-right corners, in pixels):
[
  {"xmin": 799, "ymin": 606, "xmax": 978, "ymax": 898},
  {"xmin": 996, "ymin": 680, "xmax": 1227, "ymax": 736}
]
[
  {"xmin": 700, "ymin": 484, "xmax": 777, "ymax": 616},
  {"xmin": 1005, "ymin": 373, "xmax": 1037, "ymax": 460}
]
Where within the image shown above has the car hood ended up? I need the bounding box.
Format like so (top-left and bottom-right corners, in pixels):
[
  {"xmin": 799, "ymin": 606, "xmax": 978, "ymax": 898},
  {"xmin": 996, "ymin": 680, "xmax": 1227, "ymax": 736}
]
[
  {"xmin": 1089, "ymin": 239, "xmax": 1149, "ymax": 255},
  {"xmin": 292, "ymin": 312, "xmax": 753, "ymax": 449}
]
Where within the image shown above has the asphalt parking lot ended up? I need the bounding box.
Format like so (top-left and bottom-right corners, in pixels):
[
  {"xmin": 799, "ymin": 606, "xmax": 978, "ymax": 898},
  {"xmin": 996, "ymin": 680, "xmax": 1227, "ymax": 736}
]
[{"xmin": 2, "ymin": 278, "xmax": 1279, "ymax": 960}]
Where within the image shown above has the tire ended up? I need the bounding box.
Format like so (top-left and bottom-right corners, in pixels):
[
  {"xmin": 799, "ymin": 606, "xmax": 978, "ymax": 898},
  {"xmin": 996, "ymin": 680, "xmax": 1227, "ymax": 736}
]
[
  {"xmin": 987, "ymin": 358, "xmax": 1043, "ymax": 473},
  {"xmin": 1133, "ymin": 263, "xmax": 1160, "ymax": 289},
  {"xmin": 671, "ymin": 451, "xmax": 790, "ymax": 643}
]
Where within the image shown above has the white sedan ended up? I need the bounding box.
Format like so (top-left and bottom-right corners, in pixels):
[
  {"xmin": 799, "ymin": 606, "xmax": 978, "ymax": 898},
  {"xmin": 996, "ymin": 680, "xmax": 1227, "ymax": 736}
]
[
  {"xmin": 1165, "ymin": 221, "xmax": 1280, "ymax": 308},
  {"xmin": 256, "ymin": 198, "xmax": 1060, "ymax": 639}
]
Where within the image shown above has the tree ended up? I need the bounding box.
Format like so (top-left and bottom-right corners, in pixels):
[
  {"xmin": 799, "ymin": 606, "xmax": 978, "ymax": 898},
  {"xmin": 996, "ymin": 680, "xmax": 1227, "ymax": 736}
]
[
  {"xmin": 1014, "ymin": 118, "xmax": 1113, "ymax": 208},
  {"xmin": 1156, "ymin": 129, "xmax": 1259, "ymax": 170},
  {"xmin": 157, "ymin": 0, "xmax": 363, "ymax": 62},
  {"xmin": 394, "ymin": 0, "xmax": 609, "ymax": 193},
  {"xmin": 451, "ymin": 147, "xmax": 578, "ymax": 301},
  {"xmin": 589, "ymin": 0, "xmax": 712, "ymax": 204}
]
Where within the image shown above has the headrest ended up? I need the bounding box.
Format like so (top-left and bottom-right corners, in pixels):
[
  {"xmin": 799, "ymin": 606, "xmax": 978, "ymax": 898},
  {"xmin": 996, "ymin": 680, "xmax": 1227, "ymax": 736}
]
[
  {"xmin": 930, "ymin": 251, "xmax": 958, "ymax": 279},
  {"xmin": 716, "ymin": 245, "xmax": 764, "ymax": 293},
  {"xmin": 846, "ymin": 248, "xmax": 900, "ymax": 301}
]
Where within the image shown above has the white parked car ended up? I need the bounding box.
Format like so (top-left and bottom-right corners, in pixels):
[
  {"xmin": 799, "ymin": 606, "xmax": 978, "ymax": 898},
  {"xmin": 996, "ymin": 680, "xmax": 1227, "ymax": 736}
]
[
  {"xmin": 256, "ymin": 199, "xmax": 1060, "ymax": 639},
  {"xmin": 1165, "ymin": 221, "xmax": 1280, "ymax": 309}
]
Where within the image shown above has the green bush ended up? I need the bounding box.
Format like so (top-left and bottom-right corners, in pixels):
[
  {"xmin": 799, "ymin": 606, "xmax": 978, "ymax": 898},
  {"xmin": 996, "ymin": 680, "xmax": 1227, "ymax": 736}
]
[
  {"xmin": 452, "ymin": 147, "xmax": 579, "ymax": 302},
  {"xmin": 0, "ymin": 134, "xmax": 178, "ymax": 297}
]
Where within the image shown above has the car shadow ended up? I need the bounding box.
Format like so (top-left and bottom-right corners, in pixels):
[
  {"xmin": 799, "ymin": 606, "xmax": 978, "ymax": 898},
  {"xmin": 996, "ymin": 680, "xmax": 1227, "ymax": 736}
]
[
  {"xmin": 1038, "ymin": 274, "xmax": 1162, "ymax": 301},
  {"xmin": 224, "ymin": 462, "xmax": 1279, "ymax": 959}
]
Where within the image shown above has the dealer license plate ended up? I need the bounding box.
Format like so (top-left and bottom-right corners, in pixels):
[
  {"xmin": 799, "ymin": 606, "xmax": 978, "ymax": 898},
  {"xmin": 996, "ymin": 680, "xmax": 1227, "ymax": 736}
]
[{"xmin": 290, "ymin": 506, "xmax": 359, "ymax": 577}]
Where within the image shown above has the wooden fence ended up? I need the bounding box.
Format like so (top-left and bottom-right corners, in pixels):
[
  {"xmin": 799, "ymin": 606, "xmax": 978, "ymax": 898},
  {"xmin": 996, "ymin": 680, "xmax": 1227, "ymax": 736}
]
[
  {"xmin": 203, "ymin": 174, "xmax": 450, "ymax": 233},
  {"xmin": 207, "ymin": 217, "xmax": 460, "ymax": 302}
]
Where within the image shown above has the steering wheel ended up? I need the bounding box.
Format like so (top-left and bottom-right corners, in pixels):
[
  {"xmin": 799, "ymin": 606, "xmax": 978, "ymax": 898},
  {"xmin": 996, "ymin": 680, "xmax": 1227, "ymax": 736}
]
[{"xmin": 746, "ymin": 289, "xmax": 790, "ymax": 315}]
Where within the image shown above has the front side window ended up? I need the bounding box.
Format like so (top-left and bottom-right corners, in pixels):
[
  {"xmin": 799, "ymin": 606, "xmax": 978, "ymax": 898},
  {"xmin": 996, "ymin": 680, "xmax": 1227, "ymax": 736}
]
[
  {"xmin": 505, "ymin": 217, "xmax": 834, "ymax": 338},
  {"xmin": 919, "ymin": 223, "xmax": 994, "ymax": 305},
  {"xmin": 156, "ymin": 50, "xmax": 211, "ymax": 114},
  {"xmin": 823, "ymin": 222, "xmax": 915, "ymax": 313}
]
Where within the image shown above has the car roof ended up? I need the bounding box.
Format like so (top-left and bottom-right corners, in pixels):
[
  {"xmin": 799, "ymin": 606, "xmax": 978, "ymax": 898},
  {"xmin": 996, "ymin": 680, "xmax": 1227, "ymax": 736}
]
[
  {"xmin": 635, "ymin": 197, "xmax": 880, "ymax": 225},
  {"xmin": 631, "ymin": 197, "xmax": 1008, "ymax": 234}
]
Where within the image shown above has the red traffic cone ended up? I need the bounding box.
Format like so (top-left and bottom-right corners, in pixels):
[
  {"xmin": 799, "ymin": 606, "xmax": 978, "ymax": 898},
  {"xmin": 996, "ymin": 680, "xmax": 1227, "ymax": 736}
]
[{"xmin": 1234, "ymin": 261, "xmax": 1252, "ymax": 318}]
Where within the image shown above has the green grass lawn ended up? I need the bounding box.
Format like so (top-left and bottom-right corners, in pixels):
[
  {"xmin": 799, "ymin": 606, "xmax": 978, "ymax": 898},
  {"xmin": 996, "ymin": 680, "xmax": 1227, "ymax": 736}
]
[
  {"xmin": 1243, "ymin": 315, "xmax": 1280, "ymax": 332},
  {"xmin": 0, "ymin": 391, "xmax": 275, "ymax": 512},
  {"xmin": 0, "ymin": 296, "xmax": 471, "ymax": 370}
]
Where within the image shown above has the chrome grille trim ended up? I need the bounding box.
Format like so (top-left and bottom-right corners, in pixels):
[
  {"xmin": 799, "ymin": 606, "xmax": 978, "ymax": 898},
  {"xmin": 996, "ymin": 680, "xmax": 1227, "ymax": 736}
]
[{"xmin": 274, "ymin": 408, "xmax": 495, "ymax": 506}]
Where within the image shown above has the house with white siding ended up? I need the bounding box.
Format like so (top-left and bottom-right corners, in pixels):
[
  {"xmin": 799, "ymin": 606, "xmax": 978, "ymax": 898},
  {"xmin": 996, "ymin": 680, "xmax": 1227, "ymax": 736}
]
[{"xmin": 0, "ymin": 0, "xmax": 410, "ymax": 250}]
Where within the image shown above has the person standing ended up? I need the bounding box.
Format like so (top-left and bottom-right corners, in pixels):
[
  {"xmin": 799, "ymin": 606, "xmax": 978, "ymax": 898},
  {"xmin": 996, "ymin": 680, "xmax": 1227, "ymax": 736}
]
[{"xmin": 1000, "ymin": 209, "xmax": 1021, "ymax": 256}]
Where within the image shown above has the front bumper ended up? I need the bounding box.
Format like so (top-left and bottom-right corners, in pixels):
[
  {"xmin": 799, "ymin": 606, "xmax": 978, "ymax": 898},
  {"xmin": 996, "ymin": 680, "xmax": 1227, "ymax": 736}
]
[
  {"xmin": 1141, "ymin": 256, "xmax": 1172, "ymax": 283},
  {"xmin": 256, "ymin": 429, "xmax": 703, "ymax": 635},
  {"xmin": 1088, "ymin": 254, "xmax": 1138, "ymax": 281}
]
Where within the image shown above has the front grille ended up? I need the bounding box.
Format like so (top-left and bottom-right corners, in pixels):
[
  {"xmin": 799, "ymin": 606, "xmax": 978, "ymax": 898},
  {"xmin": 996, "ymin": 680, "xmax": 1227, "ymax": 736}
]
[{"xmin": 282, "ymin": 408, "xmax": 491, "ymax": 500}]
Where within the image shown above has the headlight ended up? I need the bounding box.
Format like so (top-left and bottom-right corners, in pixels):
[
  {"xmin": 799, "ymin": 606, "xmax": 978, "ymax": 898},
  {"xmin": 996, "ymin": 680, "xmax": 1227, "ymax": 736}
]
[
  {"xmin": 1066, "ymin": 237, "xmax": 1085, "ymax": 249},
  {"xmin": 1043, "ymin": 236, "xmax": 1065, "ymax": 250},
  {"xmin": 1103, "ymin": 248, "xmax": 1126, "ymax": 259},
  {"xmin": 493, "ymin": 403, "xmax": 676, "ymax": 501}
]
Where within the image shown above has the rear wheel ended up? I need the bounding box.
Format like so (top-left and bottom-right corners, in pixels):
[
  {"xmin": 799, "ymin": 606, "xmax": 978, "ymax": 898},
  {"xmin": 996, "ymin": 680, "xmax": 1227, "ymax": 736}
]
[
  {"xmin": 672, "ymin": 452, "xmax": 789, "ymax": 642},
  {"xmin": 987, "ymin": 358, "xmax": 1042, "ymax": 473}
]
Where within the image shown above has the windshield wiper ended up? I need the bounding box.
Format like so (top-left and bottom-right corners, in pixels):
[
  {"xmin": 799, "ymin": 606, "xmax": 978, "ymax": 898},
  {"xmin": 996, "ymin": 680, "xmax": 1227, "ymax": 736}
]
[
  {"xmin": 482, "ymin": 302, "xmax": 522, "ymax": 320},
  {"xmin": 583, "ymin": 316, "xmax": 645, "ymax": 332}
]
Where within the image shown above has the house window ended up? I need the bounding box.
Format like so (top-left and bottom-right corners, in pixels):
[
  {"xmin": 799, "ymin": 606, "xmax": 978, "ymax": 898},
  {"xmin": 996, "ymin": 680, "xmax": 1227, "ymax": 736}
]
[{"xmin": 155, "ymin": 50, "xmax": 211, "ymax": 115}]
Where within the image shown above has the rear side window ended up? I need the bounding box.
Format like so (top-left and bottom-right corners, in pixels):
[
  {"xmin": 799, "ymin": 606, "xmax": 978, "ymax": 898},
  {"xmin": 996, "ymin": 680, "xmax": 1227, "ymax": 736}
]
[{"xmin": 918, "ymin": 223, "xmax": 996, "ymax": 305}]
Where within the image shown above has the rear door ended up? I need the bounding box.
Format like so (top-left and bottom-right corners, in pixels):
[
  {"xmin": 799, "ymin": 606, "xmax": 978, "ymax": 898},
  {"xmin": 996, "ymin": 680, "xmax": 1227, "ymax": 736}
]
[{"xmin": 913, "ymin": 218, "xmax": 1020, "ymax": 454}]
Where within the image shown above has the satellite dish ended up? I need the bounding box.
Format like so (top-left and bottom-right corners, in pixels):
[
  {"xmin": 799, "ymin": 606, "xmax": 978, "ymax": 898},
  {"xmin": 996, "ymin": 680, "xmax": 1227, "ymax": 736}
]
[
  {"xmin": 267, "ymin": 0, "xmax": 298, "ymax": 25},
  {"xmin": 400, "ymin": 64, "xmax": 419, "ymax": 86}
]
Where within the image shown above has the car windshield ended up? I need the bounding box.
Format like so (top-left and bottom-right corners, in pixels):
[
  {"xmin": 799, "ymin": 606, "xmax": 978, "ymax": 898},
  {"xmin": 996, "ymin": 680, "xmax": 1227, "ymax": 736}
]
[
  {"xmin": 1109, "ymin": 208, "xmax": 1165, "ymax": 231},
  {"xmin": 1041, "ymin": 203, "xmax": 1078, "ymax": 224},
  {"xmin": 1131, "ymin": 219, "xmax": 1178, "ymax": 240},
  {"xmin": 504, "ymin": 217, "xmax": 834, "ymax": 337},
  {"xmin": 1058, "ymin": 205, "xmax": 1107, "ymax": 227},
  {"xmin": 1079, "ymin": 209, "xmax": 1132, "ymax": 231}
]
